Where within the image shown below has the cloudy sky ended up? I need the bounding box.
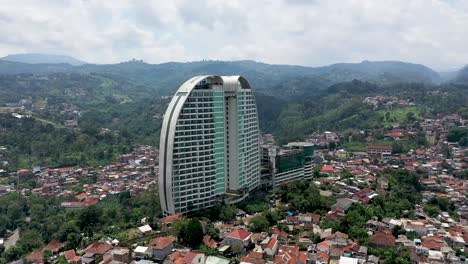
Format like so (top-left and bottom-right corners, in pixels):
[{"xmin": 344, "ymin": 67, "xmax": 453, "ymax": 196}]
[{"xmin": 1, "ymin": 0, "xmax": 467, "ymax": 70}]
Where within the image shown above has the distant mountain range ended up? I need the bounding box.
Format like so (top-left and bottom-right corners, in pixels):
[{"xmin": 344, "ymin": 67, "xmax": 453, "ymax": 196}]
[
  {"xmin": 0, "ymin": 54, "xmax": 466, "ymax": 170},
  {"xmin": 0, "ymin": 53, "xmax": 467, "ymax": 98},
  {"xmin": 1, "ymin": 53, "xmax": 86, "ymax": 66}
]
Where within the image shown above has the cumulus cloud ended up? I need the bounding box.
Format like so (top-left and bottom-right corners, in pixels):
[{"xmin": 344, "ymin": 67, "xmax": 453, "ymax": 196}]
[{"xmin": 0, "ymin": 0, "xmax": 467, "ymax": 70}]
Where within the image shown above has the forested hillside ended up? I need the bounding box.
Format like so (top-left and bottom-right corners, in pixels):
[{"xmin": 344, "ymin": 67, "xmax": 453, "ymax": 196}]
[
  {"xmin": 0, "ymin": 59, "xmax": 445, "ymax": 94},
  {"xmin": 275, "ymin": 81, "xmax": 468, "ymax": 142},
  {"xmin": 1, "ymin": 53, "xmax": 86, "ymax": 66},
  {"xmin": 0, "ymin": 59, "xmax": 467, "ymax": 170},
  {"xmin": 454, "ymin": 65, "xmax": 468, "ymax": 84}
]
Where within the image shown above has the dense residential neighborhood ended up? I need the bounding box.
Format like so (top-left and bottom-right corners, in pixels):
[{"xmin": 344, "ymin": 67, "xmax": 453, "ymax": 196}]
[
  {"xmin": 1, "ymin": 109, "xmax": 466, "ymax": 263},
  {"xmin": 6, "ymin": 3, "xmax": 468, "ymax": 263},
  {"xmin": 2, "ymin": 1, "xmax": 468, "ymax": 262},
  {"xmin": 1, "ymin": 145, "xmax": 159, "ymax": 201}
]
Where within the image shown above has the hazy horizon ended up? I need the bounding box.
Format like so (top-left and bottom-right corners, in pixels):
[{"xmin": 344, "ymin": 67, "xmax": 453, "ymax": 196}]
[{"xmin": 1, "ymin": 0, "xmax": 468, "ymax": 71}]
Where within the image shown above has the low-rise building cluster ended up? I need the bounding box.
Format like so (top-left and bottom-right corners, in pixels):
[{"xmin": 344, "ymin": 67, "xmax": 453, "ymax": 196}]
[{"xmin": 2, "ymin": 145, "xmax": 159, "ymax": 202}]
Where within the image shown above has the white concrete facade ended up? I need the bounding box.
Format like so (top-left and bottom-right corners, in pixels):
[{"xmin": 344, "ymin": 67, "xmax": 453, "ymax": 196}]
[{"xmin": 159, "ymin": 76, "xmax": 260, "ymax": 215}]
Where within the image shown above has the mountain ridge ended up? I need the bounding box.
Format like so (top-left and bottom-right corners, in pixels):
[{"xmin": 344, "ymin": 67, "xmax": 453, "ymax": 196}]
[
  {"xmin": 1, "ymin": 53, "xmax": 86, "ymax": 66},
  {"xmin": 1, "ymin": 56, "xmax": 465, "ymax": 98}
]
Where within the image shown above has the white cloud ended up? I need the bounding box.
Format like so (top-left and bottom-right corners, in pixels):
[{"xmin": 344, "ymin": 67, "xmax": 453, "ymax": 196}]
[{"xmin": 0, "ymin": 0, "xmax": 467, "ymax": 70}]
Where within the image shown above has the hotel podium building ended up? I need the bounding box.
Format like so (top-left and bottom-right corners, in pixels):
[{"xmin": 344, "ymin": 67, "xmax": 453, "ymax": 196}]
[{"xmin": 159, "ymin": 76, "xmax": 260, "ymax": 215}]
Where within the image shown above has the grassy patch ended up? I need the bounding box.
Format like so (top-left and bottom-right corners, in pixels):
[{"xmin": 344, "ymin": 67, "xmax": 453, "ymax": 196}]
[
  {"xmin": 344, "ymin": 142, "xmax": 366, "ymax": 152},
  {"xmin": 376, "ymin": 106, "xmax": 422, "ymax": 125},
  {"xmin": 344, "ymin": 140, "xmax": 393, "ymax": 152},
  {"xmin": 99, "ymin": 78, "xmax": 116, "ymax": 89},
  {"xmin": 112, "ymin": 93, "xmax": 133, "ymax": 104},
  {"xmin": 33, "ymin": 117, "xmax": 65, "ymax": 129}
]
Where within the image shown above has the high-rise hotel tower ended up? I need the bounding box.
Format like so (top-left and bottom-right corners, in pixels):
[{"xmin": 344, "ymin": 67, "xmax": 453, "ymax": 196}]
[{"xmin": 159, "ymin": 76, "xmax": 260, "ymax": 215}]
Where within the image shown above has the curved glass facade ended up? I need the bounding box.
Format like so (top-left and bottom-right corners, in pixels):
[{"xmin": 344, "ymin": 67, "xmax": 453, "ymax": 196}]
[{"xmin": 159, "ymin": 76, "xmax": 260, "ymax": 215}]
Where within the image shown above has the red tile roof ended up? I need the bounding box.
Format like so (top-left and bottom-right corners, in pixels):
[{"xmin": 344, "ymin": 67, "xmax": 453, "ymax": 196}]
[
  {"xmin": 160, "ymin": 214, "xmax": 183, "ymax": 224},
  {"xmin": 75, "ymin": 192, "xmax": 88, "ymax": 200},
  {"xmin": 369, "ymin": 232, "xmax": 396, "ymax": 248},
  {"xmin": 183, "ymin": 251, "xmax": 201, "ymax": 263},
  {"xmin": 84, "ymin": 241, "xmax": 113, "ymax": 255},
  {"xmin": 203, "ymin": 235, "xmax": 217, "ymax": 249},
  {"xmin": 168, "ymin": 251, "xmax": 185, "ymax": 264},
  {"xmin": 422, "ymin": 241, "xmax": 443, "ymax": 250},
  {"xmin": 267, "ymin": 237, "xmax": 278, "ymax": 250},
  {"xmin": 321, "ymin": 165, "xmax": 334, "ymax": 173},
  {"xmin": 45, "ymin": 239, "xmax": 64, "ymax": 253},
  {"xmin": 275, "ymin": 245, "xmax": 300, "ymax": 264},
  {"xmin": 316, "ymin": 251, "xmax": 329, "ymax": 263},
  {"xmin": 421, "ymin": 236, "xmax": 445, "ymax": 250},
  {"xmin": 385, "ymin": 132, "xmax": 404, "ymax": 138},
  {"xmin": 367, "ymin": 145, "xmax": 393, "ymax": 150},
  {"xmin": 272, "ymin": 227, "xmax": 288, "ymax": 241},
  {"xmin": 225, "ymin": 228, "xmax": 251, "ymax": 240},
  {"xmin": 83, "ymin": 197, "xmax": 99, "ymax": 206},
  {"xmin": 344, "ymin": 242, "xmax": 360, "ymax": 253},
  {"xmin": 241, "ymin": 252, "xmax": 265, "ymax": 264},
  {"xmin": 150, "ymin": 236, "xmax": 176, "ymax": 250},
  {"xmin": 64, "ymin": 249, "xmax": 81, "ymax": 263},
  {"xmin": 26, "ymin": 250, "xmax": 44, "ymax": 263},
  {"xmin": 310, "ymin": 214, "xmax": 321, "ymax": 223},
  {"xmin": 317, "ymin": 241, "xmax": 330, "ymax": 250},
  {"xmin": 298, "ymin": 251, "xmax": 307, "ymax": 263}
]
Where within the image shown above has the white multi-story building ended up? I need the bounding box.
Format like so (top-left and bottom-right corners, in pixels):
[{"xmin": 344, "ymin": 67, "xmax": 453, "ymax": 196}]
[{"xmin": 159, "ymin": 75, "xmax": 260, "ymax": 215}]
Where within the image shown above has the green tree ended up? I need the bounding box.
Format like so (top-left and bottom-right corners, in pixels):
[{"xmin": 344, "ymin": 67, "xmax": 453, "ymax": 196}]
[
  {"xmin": 3, "ymin": 247, "xmax": 21, "ymax": 262},
  {"xmin": 196, "ymin": 245, "xmax": 218, "ymax": 256},
  {"xmin": 249, "ymin": 215, "xmax": 270, "ymax": 232},
  {"xmin": 219, "ymin": 206, "xmax": 237, "ymax": 222},
  {"xmin": 447, "ymin": 128, "xmax": 468, "ymax": 145},
  {"xmin": 392, "ymin": 225, "xmax": 406, "ymax": 237},
  {"xmin": 173, "ymin": 219, "xmax": 203, "ymax": 248},
  {"xmin": 348, "ymin": 226, "xmax": 369, "ymax": 244},
  {"xmin": 206, "ymin": 222, "xmax": 220, "ymax": 240},
  {"xmin": 385, "ymin": 112, "xmax": 391, "ymax": 121},
  {"xmin": 56, "ymin": 255, "xmax": 68, "ymax": 264},
  {"xmin": 78, "ymin": 206, "xmax": 101, "ymax": 232},
  {"xmin": 43, "ymin": 249, "xmax": 52, "ymax": 261},
  {"xmin": 406, "ymin": 112, "xmax": 416, "ymax": 122},
  {"xmin": 185, "ymin": 219, "xmax": 204, "ymax": 248},
  {"xmin": 392, "ymin": 142, "xmax": 405, "ymax": 154},
  {"xmin": 17, "ymin": 229, "xmax": 43, "ymax": 254}
]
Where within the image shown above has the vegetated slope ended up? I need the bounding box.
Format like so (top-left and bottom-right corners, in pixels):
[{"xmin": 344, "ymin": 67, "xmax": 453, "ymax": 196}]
[
  {"xmin": 453, "ymin": 65, "xmax": 468, "ymax": 84},
  {"xmin": 0, "ymin": 72, "xmax": 159, "ymax": 106},
  {"xmin": 0, "ymin": 59, "xmax": 442, "ymax": 97},
  {"xmin": 0, "ymin": 113, "xmax": 131, "ymax": 169},
  {"xmin": 0, "ymin": 72, "xmax": 168, "ymax": 170},
  {"xmin": 1, "ymin": 53, "xmax": 86, "ymax": 65},
  {"xmin": 275, "ymin": 80, "xmax": 468, "ymax": 142},
  {"xmin": 0, "ymin": 60, "xmax": 74, "ymax": 74},
  {"xmin": 315, "ymin": 60, "xmax": 441, "ymax": 84},
  {"xmin": 73, "ymin": 60, "xmax": 445, "ymax": 97},
  {"xmin": 0, "ymin": 59, "xmax": 463, "ymax": 170}
]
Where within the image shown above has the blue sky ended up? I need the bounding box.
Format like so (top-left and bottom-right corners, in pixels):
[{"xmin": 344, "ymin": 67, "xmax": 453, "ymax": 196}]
[{"xmin": 0, "ymin": 0, "xmax": 467, "ymax": 70}]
